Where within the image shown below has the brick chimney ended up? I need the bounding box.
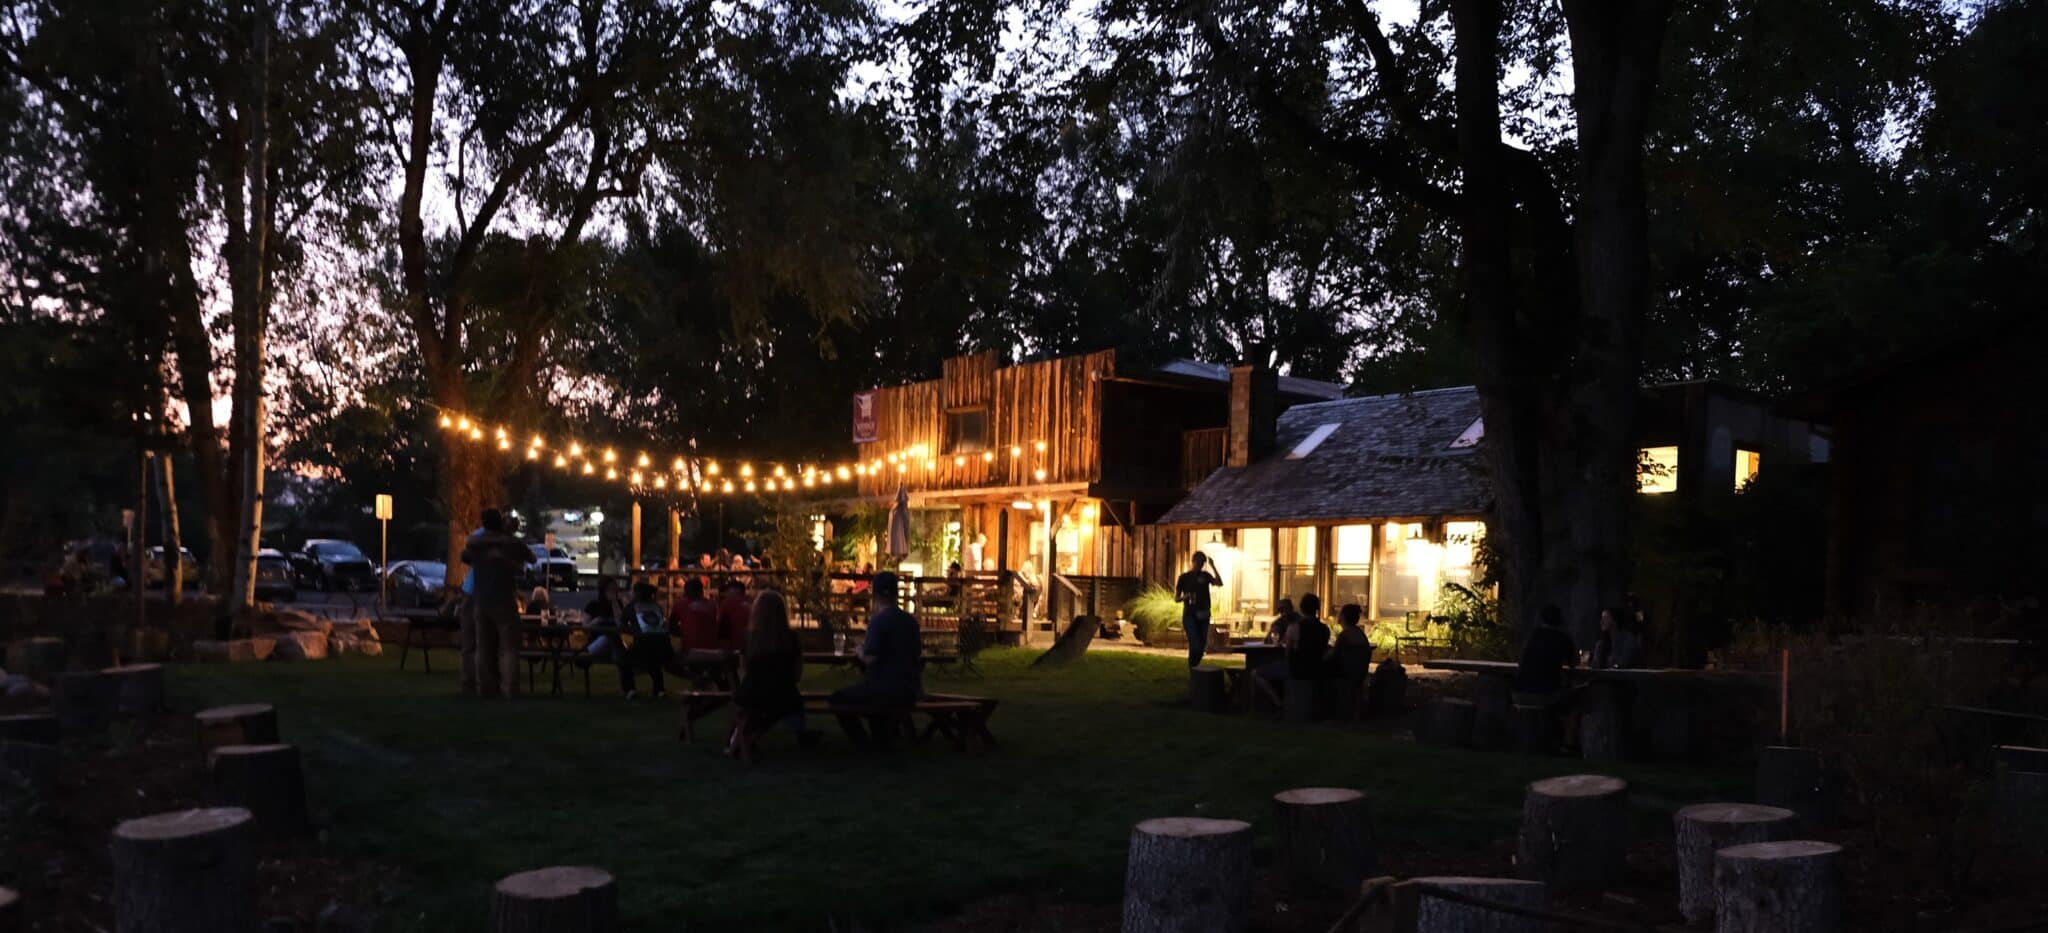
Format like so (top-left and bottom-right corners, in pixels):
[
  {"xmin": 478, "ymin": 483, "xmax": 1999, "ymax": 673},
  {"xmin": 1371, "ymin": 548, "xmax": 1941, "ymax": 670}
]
[{"xmin": 1227, "ymin": 363, "xmax": 1278, "ymax": 467}]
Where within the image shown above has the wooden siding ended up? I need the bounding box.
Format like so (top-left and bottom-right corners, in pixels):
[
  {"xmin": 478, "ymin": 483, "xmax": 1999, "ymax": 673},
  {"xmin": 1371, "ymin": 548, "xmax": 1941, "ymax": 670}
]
[
  {"xmin": 854, "ymin": 350, "xmax": 1117, "ymax": 497},
  {"xmin": 1182, "ymin": 428, "xmax": 1227, "ymax": 490},
  {"xmin": 1097, "ymin": 523, "xmax": 1180, "ymax": 588}
]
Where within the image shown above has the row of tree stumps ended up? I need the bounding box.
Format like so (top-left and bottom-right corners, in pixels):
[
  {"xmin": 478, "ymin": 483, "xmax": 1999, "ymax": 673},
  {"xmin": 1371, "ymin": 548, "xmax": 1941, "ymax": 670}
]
[{"xmin": 1119, "ymin": 773, "xmax": 1850, "ymax": 933}]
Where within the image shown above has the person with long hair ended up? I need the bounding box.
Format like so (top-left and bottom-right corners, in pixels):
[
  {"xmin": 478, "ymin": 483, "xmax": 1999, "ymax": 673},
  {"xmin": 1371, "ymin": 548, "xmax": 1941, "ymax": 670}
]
[{"xmin": 729, "ymin": 590, "xmax": 815, "ymax": 758}]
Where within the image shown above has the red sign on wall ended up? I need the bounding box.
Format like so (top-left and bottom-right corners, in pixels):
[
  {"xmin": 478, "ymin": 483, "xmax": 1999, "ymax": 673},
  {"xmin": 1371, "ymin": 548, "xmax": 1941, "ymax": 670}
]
[{"xmin": 852, "ymin": 390, "xmax": 879, "ymax": 444}]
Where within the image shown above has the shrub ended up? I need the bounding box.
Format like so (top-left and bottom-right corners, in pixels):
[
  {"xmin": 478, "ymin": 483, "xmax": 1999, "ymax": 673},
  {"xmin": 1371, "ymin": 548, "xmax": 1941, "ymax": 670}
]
[
  {"xmin": 1437, "ymin": 582, "xmax": 1516, "ymax": 661},
  {"xmin": 1124, "ymin": 585, "xmax": 1183, "ymax": 642}
]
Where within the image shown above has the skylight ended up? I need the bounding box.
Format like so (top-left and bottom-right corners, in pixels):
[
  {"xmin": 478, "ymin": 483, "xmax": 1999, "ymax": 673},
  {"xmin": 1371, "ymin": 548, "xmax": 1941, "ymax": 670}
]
[
  {"xmin": 1449, "ymin": 418, "xmax": 1485, "ymax": 449},
  {"xmin": 1288, "ymin": 423, "xmax": 1340, "ymax": 459}
]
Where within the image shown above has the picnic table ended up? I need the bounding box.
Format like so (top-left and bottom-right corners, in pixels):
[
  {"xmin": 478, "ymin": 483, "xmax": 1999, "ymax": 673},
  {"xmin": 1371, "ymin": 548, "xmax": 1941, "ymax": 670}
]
[
  {"xmin": 1422, "ymin": 658, "xmax": 1771, "ymax": 688},
  {"xmin": 1421, "ymin": 658, "xmax": 1770, "ymax": 760},
  {"xmin": 677, "ymin": 690, "xmax": 999, "ymax": 753},
  {"xmin": 801, "ymin": 651, "xmax": 962, "ymax": 674}
]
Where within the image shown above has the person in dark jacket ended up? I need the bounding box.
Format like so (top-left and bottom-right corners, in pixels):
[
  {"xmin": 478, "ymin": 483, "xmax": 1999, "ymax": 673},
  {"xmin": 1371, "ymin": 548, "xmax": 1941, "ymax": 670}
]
[
  {"xmin": 618, "ymin": 581, "xmax": 675, "ymax": 699},
  {"xmin": 1513, "ymin": 605, "xmax": 1578, "ymax": 698},
  {"xmin": 729, "ymin": 590, "xmax": 817, "ymax": 758}
]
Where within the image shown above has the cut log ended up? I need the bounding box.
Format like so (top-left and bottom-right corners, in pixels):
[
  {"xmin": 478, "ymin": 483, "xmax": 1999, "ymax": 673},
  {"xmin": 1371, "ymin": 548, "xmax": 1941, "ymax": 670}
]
[
  {"xmin": 196, "ymin": 705, "xmax": 279, "ymax": 755},
  {"xmin": 0, "ymin": 714, "xmax": 59, "ymax": 746},
  {"xmin": 125, "ymin": 627, "xmax": 174, "ymax": 663},
  {"xmin": 110, "ymin": 807, "xmax": 257, "ymax": 933},
  {"xmin": 1123, "ymin": 817, "xmax": 1253, "ymax": 933},
  {"xmin": 490, "ymin": 866, "xmax": 617, "ymax": 933},
  {"xmin": 270, "ymin": 631, "xmax": 329, "ymax": 661},
  {"xmin": 0, "ymin": 885, "xmax": 17, "ymax": 932},
  {"xmin": 1674, "ymin": 803, "xmax": 1796, "ymax": 924},
  {"xmin": 1030, "ymin": 615, "xmax": 1098, "ymax": 669},
  {"xmin": 1272, "ymin": 788, "xmax": 1373, "ymax": 898},
  {"xmin": 1578, "ymin": 682, "xmax": 1625, "ymax": 761},
  {"xmin": 104, "ymin": 664, "xmax": 166, "ymax": 717},
  {"xmin": 1755, "ymin": 746, "xmax": 1836, "ymax": 828},
  {"xmin": 1515, "ymin": 774, "xmax": 1629, "ymax": 888},
  {"xmin": 0, "ymin": 741, "xmax": 58, "ymax": 798},
  {"xmin": 208, "ymin": 744, "xmax": 308, "ymax": 841},
  {"xmin": 1994, "ymin": 768, "xmax": 2048, "ymax": 856},
  {"xmin": 1414, "ymin": 698, "xmax": 1475, "ymax": 748},
  {"xmin": 1284, "ymin": 679, "xmax": 1317, "ymax": 724},
  {"xmin": 1713, "ymin": 840, "xmax": 1841, "ymax": 933},
  {"xmin": 20, "ymin": 637, "xmax": 66, "ymax": 679},
  {"xmin": 1392, "ymin": 876, "xmax": 1548, "ymax": 933},
  {"xmin": 1188, "ymin": 667, "xmax": 1228, "ymax": 714},
  {"xmin": 53, "ymin": 671, "xmax": 114, "ymax": 737}
]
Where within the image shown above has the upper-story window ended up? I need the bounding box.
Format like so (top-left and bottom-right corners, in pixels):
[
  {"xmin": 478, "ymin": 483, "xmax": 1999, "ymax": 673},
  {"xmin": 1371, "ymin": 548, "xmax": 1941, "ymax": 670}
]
[
  {"xmin": 1735, "ymin": 449, "xmax": 1761, "ymax": 491},
  {"xmin": 946, "ymin": 408, "xmax": 989, "ymax": 454},
  {"xmin": 1639, "ymin": 446, "xmax": 1679, "ymax": 494}
]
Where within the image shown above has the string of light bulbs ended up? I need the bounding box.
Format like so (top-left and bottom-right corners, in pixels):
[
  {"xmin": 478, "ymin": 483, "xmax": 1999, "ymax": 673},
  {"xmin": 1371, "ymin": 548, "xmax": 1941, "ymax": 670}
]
[{"xmin": 429, "ymin": 408, "xmax": 1057, "ymax": 498}]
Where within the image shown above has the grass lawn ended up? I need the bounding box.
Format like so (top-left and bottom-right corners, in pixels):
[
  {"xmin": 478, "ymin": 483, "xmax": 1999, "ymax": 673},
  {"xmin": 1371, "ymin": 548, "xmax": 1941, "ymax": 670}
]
[{"xmin": 171, "ymin": 648, "xmax": 1743, "ymax": 930}]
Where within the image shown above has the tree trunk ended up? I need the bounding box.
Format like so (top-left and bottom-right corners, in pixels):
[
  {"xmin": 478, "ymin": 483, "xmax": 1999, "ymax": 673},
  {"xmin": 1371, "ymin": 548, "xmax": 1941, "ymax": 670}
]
[
  {"xmin": 53, "ymin": 671, "xmax": 115, "ymax": 737},
  {"xmin": 207, "ymin": 744, "xmax": 307, "ymax": 841},
  {"xmin": 227, "ymin": 2, "xmax": 273, "ymax": 618},
  {"xmin": 1122, "ymin": 817, "xmax": 1253, "ymax": 933},
  {"xmin": 195, "ymin": 704, "xmax": 279, "ymax": 754},
  {"xmin": 1271, "ymin": 788, "xmax": 1374, "ymax": 899},
  {"xmin": 160, "ymin": 454, "xmax": 183, "ymax": 602},
  {"xmin": 0, "ymin": 715, "xmax": 60, "ymax": 746},
  {"xmin": 1392, "ymin": 877, "xmax": 1548, "ymax": 933},
  {"xmin": 1673, "ymin": 803, "xmax": 1796, "ymax": 925},
  {"xmin": 110, "ymin": 807, "xmax": 257, "ymax": 933},
  {"xmin": 1712, "ymin": 840, "xmax": 1841, "ymax": 933},
  {"xmin": 490, "ymin": 866, "xmax": 617, "ymax": 933},
  {"xmin": 104, "ymin": 663, "xmax": 166, "ymax": 718},
  {"xmin": 1578, "ymin": 681, "xmax": 1626, "ymax": 761},
  {"xmin": 1995, "ymin": 767, "xmax": 2048, "ymax": 856},
  {"xmin": 1515, "ymin": 774, "xmax": 1629, "ymax": 887}
]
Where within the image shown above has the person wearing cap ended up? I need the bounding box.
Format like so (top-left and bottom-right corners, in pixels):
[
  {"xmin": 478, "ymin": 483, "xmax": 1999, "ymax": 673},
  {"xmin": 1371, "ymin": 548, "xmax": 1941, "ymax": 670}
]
[{"xmin": 830, "ymin": 570, "xmax": 922, "ymax": 746}]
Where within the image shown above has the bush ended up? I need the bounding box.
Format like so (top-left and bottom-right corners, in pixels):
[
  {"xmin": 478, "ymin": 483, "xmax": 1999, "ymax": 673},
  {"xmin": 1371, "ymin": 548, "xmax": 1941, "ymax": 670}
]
[
  {"xmin": 1436, "ymin": 582, "xmax": 1516, "ymax": 661},
  {"xmin": 1124, "ymin": 585, "xmax": 1182, "ymax": 643}
]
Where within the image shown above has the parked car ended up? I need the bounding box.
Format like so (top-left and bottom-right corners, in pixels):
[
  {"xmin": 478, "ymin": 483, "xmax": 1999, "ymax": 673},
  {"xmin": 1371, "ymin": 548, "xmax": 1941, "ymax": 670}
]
[
  {"xmin": 526, "ymin": 545, "xmax": 579, "ymax": 590},
  {"xmin": 291, "ymin": 539, "xmax": 379, "ymax": 592},
  {"xmin": 385, "ymin": 560, "xmax": 448, "ymax": 608},
  {"xmin": 254, "ymin": 548, "xmax": 298, "ymax": 602},
  {"xmin": 141, "ymin": 546, "xmax": 201, "ymax": 589}
]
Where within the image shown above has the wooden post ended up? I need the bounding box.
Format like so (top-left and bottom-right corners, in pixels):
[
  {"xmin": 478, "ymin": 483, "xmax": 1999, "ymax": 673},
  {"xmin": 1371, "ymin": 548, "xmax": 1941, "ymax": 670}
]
[
  {"xmin": 207, "ymin": 744, "xmax": 308, "ymax": 841},
  {"xmin": 104, "ymin": 664, "xmax": 166, "ymax": 717},
  {"xmin": 629, "ymin": 501, "xmax": 642, "ymax": 572},
  {"xmin": 491, "ymin": 866, "xmax": 617, "ymax": 933},
  {"xmin": 110, "ymin": 808, "xmax": 256, "ymax": 933},
  {"xmin": 1713, "ymin": 840, "xmax": 1841, "ymax": 933},
  {"xmin": 1393, "ymin": 877, "xmax": 1548, "ymax": 933},
  {"xmin": 1515, "ymin": 774, "xmax": 1629, "ymax": 888},
  {"xmin": 195, "ymin": 704, "xmax": 279, "ymax": 755},
  {"xmin": 1122, "ymin": 817, "xmax": 1252, "ymax": 933},
  {"xmin": 667, "ymin": 506, "xmax": 681, "ymax": 570},
  {"xmin": 1779, "ymin": 648, "xmax": 1789, "ymax": 743},
  {"xmin": 1673, "ymin": 803, "xmax": 1796, "ymax": 924},
  {"xmin": 53, "ymin": 671, "xmax": 115, "ymax": 737},
  {"xmin": 1271, "ymin": 788, "xmax": 1374, "ymax": 898},
  {"xmin": 996, "ymin": 507, "xmax": 1009, "ymax": 571},
  {"xmin": 134, "ymin": 448, "xmax": 148, "ymax": 637}
]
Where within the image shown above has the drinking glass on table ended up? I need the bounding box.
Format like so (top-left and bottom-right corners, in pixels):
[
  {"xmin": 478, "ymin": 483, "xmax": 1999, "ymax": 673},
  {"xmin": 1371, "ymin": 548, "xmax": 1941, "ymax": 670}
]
[{"xmin": 833, "ymin": 631, "xmax": 847, "ymax": 655}]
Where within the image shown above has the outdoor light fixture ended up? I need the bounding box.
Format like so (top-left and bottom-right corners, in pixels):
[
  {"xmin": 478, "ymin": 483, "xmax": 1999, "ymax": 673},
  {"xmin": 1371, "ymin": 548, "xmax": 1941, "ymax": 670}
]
[
  {"xmin": 554, "ymin": 455, "xmax": 568, "ymax": 468},
  {"xmin": 469, "ymin": 427, "xmax": 483, "ymax": 441},
  {"xmin": 569, "ymin": 442, "xmax": 583, "ymax": 457},
  {"xmin": 457, "ymin": 416, "xmax": 471, "ymax": 431},
  {"xmin": 654, "ymin": 476, "xmax": 667, "ymax": 489},
  {"xmin": 954, "ymin": 455, "xmax": 966, "ymax": 467},
  {"xmin": 982, "ymin": 451, "xmax": 995, "ymax": 463},
  {"xmin": 637, "ymin": 453, "xmax": 650, "ymax": 468},
  {"xmin": 722, "ymin": 480, "xmax": 734, "ymax": 493},
  {"xmin": 1034, "ymin": 440, "xmax": 1047, "ymax": 453},
  {"xmin": 1011, "ymin": 499, "xmax": 1034, "ymax": 510},
  {"xmin": 896, "ymin": 463, "xmax": 907, "ymax": 474},
  {"xmin": 745, "ymin": 480, "xmax": 757, "ymax": 493},
  {"xmin": 707, "ymin": 461, "xmax": 721, "ymax": 475},
  {"xmin": 497, "ymin": 437, "xmax": 511, "ymax": 450},
  {"xmin": 629, "ymin": 470, "xmax": 642, "ymax": 485},
  {"xmin": 530, "ymin": 435, "xmax": 544, "ymax": 448},
  {"xmin": 582, "ymin": 462, "xmax": 595, "ymax": 475},
  {"xmin": 671, "ymin": 457, "xmax": 684, "ymax": 471},
  {"xmin": 525, "ymin": 449, "xmax": 539, "ymax": 461},
  {"xmin": 924, "ymin": 459, "xmax": 937, "ymax": 470},
  {"xmin": 740, "ymin": 463, "xmax": 754, "ymax": 478},
  {"xmin": 773, "ymin": 465, "xmax": 786, "ymax": 478},
  {"xmin": 1033, "ymin": 468, "xmax": 1047, "ymax": 481},
  {"xmin": 603, "ymin": 448, "xmax": 617, "ymax": 463},
  {"xmin": 440, "ymin": 414, "xmax": 454, "ymax": 429},
  {"xmin": 838, "ymin": 466, "xmax": 852, "ymax": 480},
  {"xmin": 1009, "ymin": 446, "xmax": 1022, "ymax": 457}
]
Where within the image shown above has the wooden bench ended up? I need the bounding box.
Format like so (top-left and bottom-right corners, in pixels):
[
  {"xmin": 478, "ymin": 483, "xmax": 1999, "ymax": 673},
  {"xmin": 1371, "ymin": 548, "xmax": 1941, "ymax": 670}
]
[{"xmin": 677, "ymin": 690, "xmax": 998, "ymax": 752}]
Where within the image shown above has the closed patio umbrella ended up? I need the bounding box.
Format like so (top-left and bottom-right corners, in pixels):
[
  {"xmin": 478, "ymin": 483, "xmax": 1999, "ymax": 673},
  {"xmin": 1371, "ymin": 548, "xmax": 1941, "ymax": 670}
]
[{"xmin": 886, "ymin": 485, "xmax": 912, "ymax": 561}]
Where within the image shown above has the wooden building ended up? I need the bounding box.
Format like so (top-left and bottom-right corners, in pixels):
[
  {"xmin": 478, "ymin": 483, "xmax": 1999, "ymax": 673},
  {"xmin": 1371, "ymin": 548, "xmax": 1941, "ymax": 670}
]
[
  {"xmin": 842, "ymin": 350, "xmax": 1339, "ymax": 627},
  {"xmin": 1806, "ymin": 317, "xmax": 2046, "ymax": 624}
]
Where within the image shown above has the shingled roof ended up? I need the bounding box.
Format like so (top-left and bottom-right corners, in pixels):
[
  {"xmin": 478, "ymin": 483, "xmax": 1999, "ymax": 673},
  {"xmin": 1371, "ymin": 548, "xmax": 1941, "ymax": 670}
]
[{"xmin": 1158, "ymin": 386, "xmax": 1490, "ymax": 527}]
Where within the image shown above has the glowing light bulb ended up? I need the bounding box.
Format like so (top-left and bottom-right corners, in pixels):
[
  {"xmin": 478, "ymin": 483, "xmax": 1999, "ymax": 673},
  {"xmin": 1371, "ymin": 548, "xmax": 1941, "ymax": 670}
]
[
  {"xmin": 981, "ymin": 451, "xmax": 995, "ymax": 463},
  {"xmin": 569, "ymin": 443, "xmax": 583, "ymax": 457},
  {"xmin": 439, "ymin": 414, "xmax": 453, "ymax": 429},
  {"xmin": 496, "ymin": 437, "xmax": 511, "ymax": 450},
  {"xmin": 602, "ymin": 448, "xmax": 616, "ymax": 463},
  {"xmin": 924, "ymin": 459, "xmax": 936, "ymax": 470},
  {"xmin": 582, "ymin": 462, "xmax": 594, "ymax": 475},
  {"xmin": 630, "ymin": 470, "xmax": 642, "ymax": 485},
  {"xmin": 707, "ymin": 461, "xmax": 721, "ymax": 476},
  {"xmin": 469, "ymin": 427, "xmax": 483, "ymax": 441},
  {"xmin": 722, "ymin": 480, "xmax": 734, "ymax": 493},
  {"xmin": 744, "ymin": 480, "xmax": 756, "ymax": 493},
  {"xmin": 896, "ymin": 463, "xmax": 907, "ymax": 474},
  {"xmin": 457, "ymin": 416, "xmax": 471, "ymax": 431},
  {"xmin": 495, "ymin": 426, "xmax": 508, "ymax": 440},
  {"xmin": 672, "ymin": 457, "xmax": 685, "ymax": 471},
  {"xmin": 654, "ymin": 476, "xmax": 666, "ymax": 490},
  {"xmin": 636, "ymin": 453, "xmax": 650, "ymax": 468},
  {"xmin": 525, "ymin": 449, "xmax": 539, "ymax": 461},
  {"xmin": 740, "ymin": 463, "xmax": 753, "ymax": 478},
  {"xmin": 1033, "ymin": 468, "xmax": 1048, "ymax": 481},
  {"xmin": 1009, "ymin": 446, "xmax": 1021, "ymax": 458},
  {"xmin": 804, "ymin": 475, "xmax": 815, "ymax": 488},
  {"xmin": 605, "ymin": 467, "xmax": 617, "ymax": 480},
  {"xmin": 530, "ymin": 434, "xmax": 544, "ymax": 448},
  {"xmin": 953, "ymin": 455, "xmax": 966, "ymax": 467},
  {"xmin": 554, "ymin": 455, "xmax": 568, "ymax": 468},
  {"xmin": 773, "ymin": 465, "xmax": 786, "ymax": 478},
  {"xmin": 837, "ymin": 466, "xmax": 851, "ymax": 480},
  {"xmin": 1034, "ymin": 440, "xmax": 1047, "ymax": 453}
]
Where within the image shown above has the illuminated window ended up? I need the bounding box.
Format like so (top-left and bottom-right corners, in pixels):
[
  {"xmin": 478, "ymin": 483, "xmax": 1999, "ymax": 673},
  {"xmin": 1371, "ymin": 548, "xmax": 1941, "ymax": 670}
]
[
  {"xmin": 1331, "ymin": 525, "xmax": 1374, "ymax": 614},
  {"xmin": 1735, "ymin": 449, "xmax": 1761, "ymax": 491},
  {"xmin": 1277, "ymin": 526, "xmax": 1317, "ymax": 607},
  {"xmin": 1288, "ymin": 424, "xmax": 1340, "ymax": 459},
  {"xmin": 945, "ymin": 409, "xmax": 988, "ymax": 454},
  {"xmin": 1638, "ymin": 446, "xmax": 1679, "ymax": 494}
]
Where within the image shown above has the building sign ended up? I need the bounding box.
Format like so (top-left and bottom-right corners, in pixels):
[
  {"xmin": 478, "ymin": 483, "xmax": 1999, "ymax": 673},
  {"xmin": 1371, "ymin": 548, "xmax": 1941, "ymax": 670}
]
[{"xmin": 852, "ymin": 390, "xmax": 879, "ymax": 444}]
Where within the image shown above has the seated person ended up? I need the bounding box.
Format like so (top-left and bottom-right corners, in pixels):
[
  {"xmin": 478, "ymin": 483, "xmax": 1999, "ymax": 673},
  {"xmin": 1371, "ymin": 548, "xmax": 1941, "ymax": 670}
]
[
  {"xmin": 580, "ymin": 576, "xmax": 625, "ymax": 659},
  {"xmin": 1513, "ymin": 605, "xmax": 1578, "ymax": 702},
  {"xmin": 671, "ymin": 579, "xmax": 721, "ymax": 651},
  {"xmin": 1591, "ymin": 606, "xmax": 1642, "ymax": 669},
  {"xmin": 729, "ymin": 590, "xmax": 818, "ymax": 756},
  {"xmin": 618, "ymin": 582, "xmax": 675, "ymax": 699},
  {"xmin": 526, "ymin": 586, "xmax": 553, "ymax": 617},
  {"xmin": 716, "ymin": 579, "xmax": 752, "ymax": 651},
  {"xmin": 1264, "ymin": 597, "xmax": 1300, "ymax": 645},
  {"xmin": 1258, "ymin": 594, "xmax": 1328, "ymax": 695},
  {"xmin": 1330, "ymin": 603, "xmax": 1374, "ymax": 683},
  {"xmin": 829, "ymin": 572, "xmax": 923, "ymax": 747}
]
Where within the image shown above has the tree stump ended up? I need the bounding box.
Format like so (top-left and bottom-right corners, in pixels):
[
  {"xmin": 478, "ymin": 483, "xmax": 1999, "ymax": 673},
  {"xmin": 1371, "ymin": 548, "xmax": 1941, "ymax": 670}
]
[
  {"xmin": 0, "ymin": 714, "xmax": 59, "ymax": 747},
  {"xmin": 1994, "ymin": 767, "xmax": 2048, "ymax": 855},
  {"xmin": 0, "ymin": 885, "xmax": 18, "ymax": 932},
  {"xmin": 1272, "ymin": 788, "xmax": 1373, "ymax": 898},
  {"xmin": 1713, "ymin": 840, "xmax": 1841, "ymax": 933},
  {"xmin": 1508, "ymin": 703, "xmax": 1555, "ymax": 756},
  {"xmin": 1674, "ymin": 803, "xmax": 1796, "ymax": 924},
  {"xmin": 490, "ymin": 866, "xmax": 617, "ymax": 933},
  {"xmin": 1188, "ymin": 667, "xmax": 1228, "ymax": 714},
  {"xmin": 196, "ymin": 705, "xmax": 279, "ymax": 755},
  {"xmin": 1755, "ymin": 746, "xmax": 1836, "ymax": 827},
  {"xmin": 1123, "ymin": 817, "xmax": 1253, "ymax": 933},
  {"xmin": 1415, "ymin": 698, "xmax": 1475, "ymax": 748},
  {"xmin": 1515, "ymin": 774, "xmax": 1629, "ymax": 888},
  {"xmin": 1392, "ymin": 877, "xmax": 1548, "ymax": 933},
  {"xmin": 1470, "ymin": 678, "xmax": 1511, "ymax": 750},
  {"xmin": 208, "ymin": 745, "xmax": 308, "ymax": 841},
  {"xmin": 20, "ymin": 637, "xmax": 65, "ymax": 679},
  {"xmin": 1993, "ymin": 745, "xmax": 2048, "ymax": 775},
  {"xmin": 1578, "ymin": 682, "xmax": 1625, "ymax": 761},
  {"xmin": 104, "ymin": 664, "xmax": 166, "ymax": 718},
  {"xmin": 53, "ymin": 671, "xmax": 114, "ymax": 737},
  {"xmin": 109, "ymin": 807, "xmax": 257, "ymax": 933},
  {"xmin": 0, "ymin": 741, "xmax": 59, "ymax": 798},
  {"xmin": 1283, "ymin": 679, "xmax": 1317, "ymax": 723}
]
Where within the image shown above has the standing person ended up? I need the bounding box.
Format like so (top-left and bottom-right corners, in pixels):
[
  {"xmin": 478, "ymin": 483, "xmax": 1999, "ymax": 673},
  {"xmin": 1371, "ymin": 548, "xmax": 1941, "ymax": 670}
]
[
  {"xmin": 619, "ymin": 581, "xmax": 674, "ymax": 699},
  {"xmin": 460, "ymin": 509, "xmax": 533, "ymax": 698},
  {"xmin": 1017, "ymin": 558, "xmax": 1042, "ymax": 625},
  {"xmin": 1174, "ymin": 552, "xmax": 1223, "ymax": 668},
  {"xmin": 730, "ymin": 590, "xmax": 817, "ymax": 757},
  {"xmin": 964, "ymin": 532, "xmax": 987, "ymax": 572},
  {"xmin": 830, "ymin": 572, "xmax": 922, "ymax": 748}
]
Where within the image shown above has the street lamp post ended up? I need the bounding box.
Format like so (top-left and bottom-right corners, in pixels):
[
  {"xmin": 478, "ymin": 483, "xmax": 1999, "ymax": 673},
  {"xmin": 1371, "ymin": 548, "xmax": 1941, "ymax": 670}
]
[{"xmin": 374, "ymin": 494, "xmax": 393, "ymax": 612}]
